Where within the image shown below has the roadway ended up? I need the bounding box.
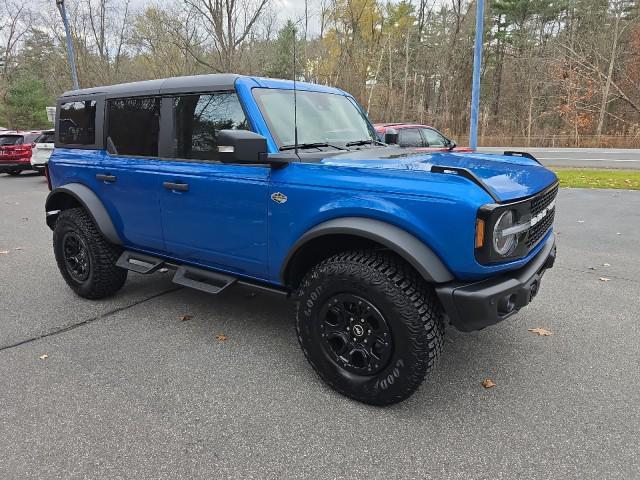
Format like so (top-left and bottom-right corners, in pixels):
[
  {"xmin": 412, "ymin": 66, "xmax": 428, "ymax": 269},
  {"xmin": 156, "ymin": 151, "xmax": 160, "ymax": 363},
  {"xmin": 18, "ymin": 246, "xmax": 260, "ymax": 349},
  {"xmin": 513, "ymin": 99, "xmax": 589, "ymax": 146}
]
[
  {"xmin": 478, "ymin": 147, "xmax": 640, "ymax": 169},
  {"xmin": 1, "ymin": 173, "xmax": 639, "ymax": 479}
]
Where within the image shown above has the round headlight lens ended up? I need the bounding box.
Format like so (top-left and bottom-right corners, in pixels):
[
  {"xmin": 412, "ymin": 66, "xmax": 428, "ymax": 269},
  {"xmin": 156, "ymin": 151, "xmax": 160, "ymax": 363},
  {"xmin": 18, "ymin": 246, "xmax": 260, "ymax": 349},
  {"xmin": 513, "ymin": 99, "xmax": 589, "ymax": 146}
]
[{"xmin": 493, "ymin": 210, "xmax": 518, "ymax": 256}]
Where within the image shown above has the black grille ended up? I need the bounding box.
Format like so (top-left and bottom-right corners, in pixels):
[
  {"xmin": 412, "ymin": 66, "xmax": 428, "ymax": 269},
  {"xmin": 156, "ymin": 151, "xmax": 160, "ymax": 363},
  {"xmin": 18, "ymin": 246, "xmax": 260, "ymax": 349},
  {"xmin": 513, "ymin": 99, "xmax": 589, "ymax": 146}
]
[
  {"xmin": 531, "ymin": 184, "xmax": 558, "ymax": 216},
  {"xmin": 525, "ymin": 183, "xmax": 558, "ymax": 249},
  {"xmin": 525, "ymin": 208, "xmax": 555, "ymax": 248}
]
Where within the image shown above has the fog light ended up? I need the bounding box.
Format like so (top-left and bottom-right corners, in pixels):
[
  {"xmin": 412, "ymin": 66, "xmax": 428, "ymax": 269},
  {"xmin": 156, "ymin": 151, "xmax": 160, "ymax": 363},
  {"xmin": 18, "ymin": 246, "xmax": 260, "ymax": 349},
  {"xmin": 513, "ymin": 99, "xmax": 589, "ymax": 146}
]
[{"xmin": 497, "ymin": 294, "xmax": 517, "ymax": 315}]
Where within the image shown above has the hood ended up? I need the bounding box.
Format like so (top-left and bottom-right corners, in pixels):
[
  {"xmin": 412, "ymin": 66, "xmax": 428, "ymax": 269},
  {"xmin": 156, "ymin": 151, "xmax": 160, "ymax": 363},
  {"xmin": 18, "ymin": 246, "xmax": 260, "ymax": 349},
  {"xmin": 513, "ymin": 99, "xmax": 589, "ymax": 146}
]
[{"xmin": 319, "ymin": 147, "xmax": 558, "ymax": 202}]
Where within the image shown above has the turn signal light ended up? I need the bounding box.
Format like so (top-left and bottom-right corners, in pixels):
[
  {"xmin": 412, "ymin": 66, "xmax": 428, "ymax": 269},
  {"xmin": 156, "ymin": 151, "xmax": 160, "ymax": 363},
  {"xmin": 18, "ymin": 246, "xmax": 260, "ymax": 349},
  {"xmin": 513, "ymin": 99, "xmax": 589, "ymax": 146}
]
[{"xmin": 475, "ymin": 219, "xmax": 485, "ymax": 248}]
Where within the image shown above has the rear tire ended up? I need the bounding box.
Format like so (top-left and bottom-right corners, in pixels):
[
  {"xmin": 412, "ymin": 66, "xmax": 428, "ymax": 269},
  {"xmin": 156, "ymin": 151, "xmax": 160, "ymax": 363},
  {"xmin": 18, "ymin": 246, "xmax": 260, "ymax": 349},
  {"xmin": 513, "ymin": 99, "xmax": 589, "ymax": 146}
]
[
  {"xmin": 295, "ymin": 250, "xmax": 444, "ymax": 406},
  {"xmin": 7, "ymin": 169, "xmax": 21, "ymax": 176},
  {"xmin": 53, "ymin": 208, "xmax": 127, "ymax": 299}
]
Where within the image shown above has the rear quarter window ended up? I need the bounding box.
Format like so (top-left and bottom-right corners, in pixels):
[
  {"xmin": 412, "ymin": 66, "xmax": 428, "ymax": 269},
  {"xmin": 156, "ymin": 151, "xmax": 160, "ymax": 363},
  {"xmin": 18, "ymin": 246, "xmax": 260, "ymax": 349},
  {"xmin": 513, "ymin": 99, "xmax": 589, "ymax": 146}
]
[{"xmin": 59, "ymin": 100, "xmax": 97, "ymax": 145}]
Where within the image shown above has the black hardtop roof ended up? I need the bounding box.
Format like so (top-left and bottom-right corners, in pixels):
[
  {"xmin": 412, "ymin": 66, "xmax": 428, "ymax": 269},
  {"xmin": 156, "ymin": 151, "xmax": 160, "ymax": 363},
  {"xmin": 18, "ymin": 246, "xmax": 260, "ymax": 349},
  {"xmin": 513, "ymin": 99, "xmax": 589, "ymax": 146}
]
[{"xmin": 60, "ymin": 73, "xmax": 242, "ymax": 99}]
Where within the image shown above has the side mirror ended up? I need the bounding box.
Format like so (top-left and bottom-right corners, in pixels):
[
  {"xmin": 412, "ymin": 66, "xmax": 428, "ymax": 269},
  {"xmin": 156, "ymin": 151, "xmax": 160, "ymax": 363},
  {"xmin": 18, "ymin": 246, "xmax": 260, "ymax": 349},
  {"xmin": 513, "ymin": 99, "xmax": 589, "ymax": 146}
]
[
  {"xmin": 217, "ymin": 130, "xmax": 268, "ymax": 164},
  {"xmin": 384, "ymin": 128, "xmax": 399, "ymax": 145}
]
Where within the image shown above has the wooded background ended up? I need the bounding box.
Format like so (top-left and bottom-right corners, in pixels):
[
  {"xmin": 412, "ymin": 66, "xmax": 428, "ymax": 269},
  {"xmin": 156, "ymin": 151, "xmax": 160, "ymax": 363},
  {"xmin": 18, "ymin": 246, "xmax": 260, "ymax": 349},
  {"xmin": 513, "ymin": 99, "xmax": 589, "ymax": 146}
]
[{"xmin": 1, "ymin": 0, "xmax": 639, "ymax": 147}]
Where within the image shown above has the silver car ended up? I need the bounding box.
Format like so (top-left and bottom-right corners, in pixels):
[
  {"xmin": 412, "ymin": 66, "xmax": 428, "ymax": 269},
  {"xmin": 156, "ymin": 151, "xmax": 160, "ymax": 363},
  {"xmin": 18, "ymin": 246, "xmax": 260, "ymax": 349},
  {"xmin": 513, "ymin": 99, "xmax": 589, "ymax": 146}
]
[{"xmin": 30, "ymin": 130, "xmax": 55, "ymax": 173}]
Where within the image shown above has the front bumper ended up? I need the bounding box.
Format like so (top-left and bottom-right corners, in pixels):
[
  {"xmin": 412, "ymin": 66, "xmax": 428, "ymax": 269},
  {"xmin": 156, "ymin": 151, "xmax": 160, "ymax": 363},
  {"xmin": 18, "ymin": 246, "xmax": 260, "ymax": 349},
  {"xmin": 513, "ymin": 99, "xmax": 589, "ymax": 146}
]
[{"xmin": 436, "ymin": 235, "xmax": 556, "ymax": 332}]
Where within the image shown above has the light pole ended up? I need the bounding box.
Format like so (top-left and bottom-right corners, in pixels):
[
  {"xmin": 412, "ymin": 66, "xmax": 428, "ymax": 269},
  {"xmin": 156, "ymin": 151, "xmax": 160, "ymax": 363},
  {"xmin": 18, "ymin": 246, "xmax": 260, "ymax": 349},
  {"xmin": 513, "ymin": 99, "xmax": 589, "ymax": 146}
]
[
  {"xmin": 469, "ymin": 0, "xmax": 485, "ymax": 151},
  {"xmin": 56, "ymin": 0, "xmax": 79, "ymax": 90}
]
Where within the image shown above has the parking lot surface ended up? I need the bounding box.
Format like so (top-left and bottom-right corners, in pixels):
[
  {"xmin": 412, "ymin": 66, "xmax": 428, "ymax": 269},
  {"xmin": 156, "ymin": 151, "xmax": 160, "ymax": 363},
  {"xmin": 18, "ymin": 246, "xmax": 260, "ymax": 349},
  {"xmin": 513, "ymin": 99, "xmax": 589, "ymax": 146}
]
[{"xmin": 1, "ymin": 173, "xmax": 638, "ymax": 479}]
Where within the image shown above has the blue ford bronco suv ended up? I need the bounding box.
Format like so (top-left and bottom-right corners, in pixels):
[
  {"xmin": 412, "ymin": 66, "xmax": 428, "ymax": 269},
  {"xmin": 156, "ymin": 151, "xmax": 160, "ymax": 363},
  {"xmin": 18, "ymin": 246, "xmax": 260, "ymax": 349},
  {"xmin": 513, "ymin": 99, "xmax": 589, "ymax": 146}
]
[{"xmin": 45, "ymin": 74, "xmax": 557, "ymax": 405}]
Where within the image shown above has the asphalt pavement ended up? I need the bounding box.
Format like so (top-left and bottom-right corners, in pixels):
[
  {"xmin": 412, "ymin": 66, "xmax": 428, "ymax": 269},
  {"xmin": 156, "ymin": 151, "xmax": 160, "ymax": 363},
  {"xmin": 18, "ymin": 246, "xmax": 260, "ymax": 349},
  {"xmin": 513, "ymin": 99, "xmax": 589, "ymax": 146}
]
[
  {"xmin": 1, "ymin": 172, "xmax": 639, "ymax": 479},
  {"xmin": 479, "ymin": 147, "xmax": 640, "ymax": 169}
]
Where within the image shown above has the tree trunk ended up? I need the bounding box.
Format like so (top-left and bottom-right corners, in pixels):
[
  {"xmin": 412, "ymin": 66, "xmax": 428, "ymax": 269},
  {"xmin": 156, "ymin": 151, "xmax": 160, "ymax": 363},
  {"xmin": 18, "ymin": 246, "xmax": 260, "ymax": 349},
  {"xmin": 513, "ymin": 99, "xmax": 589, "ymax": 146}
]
[{"xmin": 596, "ymin": 14, "xmax": 620, "ymax": 137}]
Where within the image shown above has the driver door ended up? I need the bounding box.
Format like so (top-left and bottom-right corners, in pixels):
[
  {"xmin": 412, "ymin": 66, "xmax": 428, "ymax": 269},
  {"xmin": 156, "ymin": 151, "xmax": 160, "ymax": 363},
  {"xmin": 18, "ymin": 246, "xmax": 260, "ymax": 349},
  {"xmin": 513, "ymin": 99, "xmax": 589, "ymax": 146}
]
[{"xmin": 159, "ymin": 92, "xmax": 270, "ymax": 279}]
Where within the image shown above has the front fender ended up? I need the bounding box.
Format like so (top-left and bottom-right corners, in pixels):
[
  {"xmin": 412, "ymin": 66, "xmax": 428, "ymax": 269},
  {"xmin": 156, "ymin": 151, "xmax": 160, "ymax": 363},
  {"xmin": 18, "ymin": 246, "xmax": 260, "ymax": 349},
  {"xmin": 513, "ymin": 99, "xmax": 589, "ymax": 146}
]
[
  {"xmin": 281, "ymin": 217, "xmax": 454, "ymax": 284},
  {"xmin": 45, "ymin": 183, "xmax": 122, "ymax": 245}
]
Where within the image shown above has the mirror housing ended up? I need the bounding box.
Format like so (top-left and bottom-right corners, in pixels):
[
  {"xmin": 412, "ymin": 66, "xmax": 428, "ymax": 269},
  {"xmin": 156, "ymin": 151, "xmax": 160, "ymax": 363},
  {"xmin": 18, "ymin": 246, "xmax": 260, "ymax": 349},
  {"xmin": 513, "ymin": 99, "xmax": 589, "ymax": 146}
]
[
  {"xmin": 217, "ymin": 130, "xmax": 269, "ymax": 164},
  {"xmin": 384, "ymin": 128, "xmax": 399, "ymax": 145}
]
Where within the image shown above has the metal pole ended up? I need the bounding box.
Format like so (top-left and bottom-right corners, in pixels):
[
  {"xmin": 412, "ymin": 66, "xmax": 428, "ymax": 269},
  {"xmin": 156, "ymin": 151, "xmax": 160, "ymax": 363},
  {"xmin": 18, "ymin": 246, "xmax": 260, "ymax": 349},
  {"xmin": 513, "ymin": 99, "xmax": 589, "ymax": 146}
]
[
  {"xmin": 56, "ymin": 0, "xmax": 79, "ymax": 90},
  {"xmin": 469, "ymin": 0, "xmax": 484, "ymax": 151}
]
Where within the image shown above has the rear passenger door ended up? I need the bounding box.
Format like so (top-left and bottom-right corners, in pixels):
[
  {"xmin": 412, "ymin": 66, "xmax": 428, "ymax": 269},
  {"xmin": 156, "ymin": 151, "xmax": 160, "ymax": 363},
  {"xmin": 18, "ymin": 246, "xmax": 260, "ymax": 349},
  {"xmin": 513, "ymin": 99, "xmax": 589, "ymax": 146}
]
[
  {"xmin": 97, "ymin": 97, "xmax": 165, "ymax": 252},
  {"xmin": 158, "ymin": 92, "xmax": 269, "ymax": 279}
]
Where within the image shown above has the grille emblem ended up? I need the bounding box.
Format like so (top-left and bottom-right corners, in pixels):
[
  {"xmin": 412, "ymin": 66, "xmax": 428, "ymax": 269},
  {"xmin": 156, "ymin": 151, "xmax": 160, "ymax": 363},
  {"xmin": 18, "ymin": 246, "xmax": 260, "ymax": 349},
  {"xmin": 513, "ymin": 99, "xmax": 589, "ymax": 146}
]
[{"xmin": 271, "ymin": 192, "xmax": 287, "ymax": 204}]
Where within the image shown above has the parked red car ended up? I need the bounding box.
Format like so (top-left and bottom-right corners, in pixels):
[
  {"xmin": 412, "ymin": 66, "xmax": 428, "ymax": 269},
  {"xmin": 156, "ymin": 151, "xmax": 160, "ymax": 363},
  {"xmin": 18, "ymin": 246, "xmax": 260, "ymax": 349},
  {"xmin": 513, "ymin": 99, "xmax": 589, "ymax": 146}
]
[
  {"xmin": 0, "ymin": 131, "xmax": 40, "ymax": 176},
  {"xmin": 374, "ymin": 123, "xmax": 472, "ymax": 153}
]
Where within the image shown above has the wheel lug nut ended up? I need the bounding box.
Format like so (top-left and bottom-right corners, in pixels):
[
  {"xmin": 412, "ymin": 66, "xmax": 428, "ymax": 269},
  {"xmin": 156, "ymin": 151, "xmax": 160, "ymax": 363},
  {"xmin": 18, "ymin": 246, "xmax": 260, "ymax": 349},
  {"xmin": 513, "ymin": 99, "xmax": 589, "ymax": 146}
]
[
  {"xmin": 364, "ymin": 339, "xmax": 367, "ymax": 343},
  {"xmin": 346, "ymin": 326, "xmax": 350, "ymax": 330},
  {"xmin": 368, "ymin": 329, "xmax": 372, "ymax": 334},
  {"xmin": 360, "ymin": 319, "xmax": 364, "ymax": 323}
]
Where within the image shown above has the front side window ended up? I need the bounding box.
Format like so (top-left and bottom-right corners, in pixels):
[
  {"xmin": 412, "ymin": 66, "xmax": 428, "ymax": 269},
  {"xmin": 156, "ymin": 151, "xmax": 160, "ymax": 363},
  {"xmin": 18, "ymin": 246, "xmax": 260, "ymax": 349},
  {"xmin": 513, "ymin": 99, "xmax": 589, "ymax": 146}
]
[
  {"xmin": 398, "ymin": 128, "xmax": 424, "ymax": 148},
  {"xmin": 172, "ymin": 92, "xmax": 248, "ymax": 160},
  {"xmin": 59, "ymin": 100, "xmax": 96, "ymax": 145},
  {"xmin": 252, "ymin": 88, "xmax": 376, "ymax": 148},
  {"xmin": 420, "ymin": 128, "xmax": 447, "ymax": 147},
  {"xmin": 107, "ymin": 97, "xmax": 160, "ymax": 156}
]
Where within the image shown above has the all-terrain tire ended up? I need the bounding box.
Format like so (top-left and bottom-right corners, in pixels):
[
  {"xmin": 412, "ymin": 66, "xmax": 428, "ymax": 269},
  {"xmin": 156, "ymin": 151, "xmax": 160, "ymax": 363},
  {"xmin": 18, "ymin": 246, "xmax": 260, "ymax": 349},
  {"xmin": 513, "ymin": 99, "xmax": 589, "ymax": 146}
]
[
  {"xmin": 53, "ymin": 208, "xmax": 127, "ymax": 299},
  {"xmin": 295, "ymin": 250, "xmax": 444, "ymax": 406}
]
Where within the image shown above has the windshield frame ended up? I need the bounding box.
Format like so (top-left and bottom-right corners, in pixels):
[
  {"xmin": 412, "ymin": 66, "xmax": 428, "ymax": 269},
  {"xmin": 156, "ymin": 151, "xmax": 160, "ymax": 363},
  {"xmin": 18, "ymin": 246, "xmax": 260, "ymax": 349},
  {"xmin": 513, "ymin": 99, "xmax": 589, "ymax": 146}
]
[{"xmin": 251, "ymin": 87, "xmax": 378, "ymax": 151}]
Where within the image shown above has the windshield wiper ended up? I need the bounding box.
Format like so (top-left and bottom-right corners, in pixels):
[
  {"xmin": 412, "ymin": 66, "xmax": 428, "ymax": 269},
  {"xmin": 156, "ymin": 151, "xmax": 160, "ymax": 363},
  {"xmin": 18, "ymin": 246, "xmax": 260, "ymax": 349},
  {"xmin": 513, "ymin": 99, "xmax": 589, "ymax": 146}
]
[
  {"xmin": 280, "ymin": 142, "xmax": 347, "ymax": 151},
  {"xmin": 345, "ymin": 139, "xmax": 385, "ymax": 147}
]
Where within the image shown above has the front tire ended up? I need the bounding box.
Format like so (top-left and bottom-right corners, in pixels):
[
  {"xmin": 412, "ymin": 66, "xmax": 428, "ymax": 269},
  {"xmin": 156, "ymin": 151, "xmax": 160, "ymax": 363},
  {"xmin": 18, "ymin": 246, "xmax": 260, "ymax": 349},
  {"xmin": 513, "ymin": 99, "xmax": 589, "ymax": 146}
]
[
  {"xmin": 295, "ymin": 250, "xmax": 444, "ymax": 406},
  {"xmin": 53, "ymin": 208, "xmax": 127, "ymax": 299}
]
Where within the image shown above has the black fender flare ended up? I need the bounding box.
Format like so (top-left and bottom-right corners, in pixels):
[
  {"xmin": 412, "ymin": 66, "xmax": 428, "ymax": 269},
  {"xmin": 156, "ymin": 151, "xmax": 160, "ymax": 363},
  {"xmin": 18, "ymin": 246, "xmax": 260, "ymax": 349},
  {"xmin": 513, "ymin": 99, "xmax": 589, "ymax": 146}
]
[
  {"xmin": 281, "ymin": 217, "xmax": 454, "ymax": 284},
  {"xmin": 45, "ymin": 183, "xmax": 122, "ymax": 245}
]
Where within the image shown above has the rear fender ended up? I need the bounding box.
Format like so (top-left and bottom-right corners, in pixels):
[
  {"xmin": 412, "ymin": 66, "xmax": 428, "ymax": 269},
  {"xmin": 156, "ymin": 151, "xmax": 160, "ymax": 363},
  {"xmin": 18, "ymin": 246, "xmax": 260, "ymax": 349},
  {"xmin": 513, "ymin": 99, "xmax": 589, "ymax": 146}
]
[{"xmin": 45, "ymin": 183, "xmax": 121, "ymax": 245}]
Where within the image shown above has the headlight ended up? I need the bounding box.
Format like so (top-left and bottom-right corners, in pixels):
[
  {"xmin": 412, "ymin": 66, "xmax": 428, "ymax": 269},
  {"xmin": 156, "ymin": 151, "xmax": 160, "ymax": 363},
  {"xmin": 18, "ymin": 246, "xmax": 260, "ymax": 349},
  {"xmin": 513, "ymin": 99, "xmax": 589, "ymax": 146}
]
[{"xmin": 493, "ymin": 210, "xmax": 518, "ymax": 256}]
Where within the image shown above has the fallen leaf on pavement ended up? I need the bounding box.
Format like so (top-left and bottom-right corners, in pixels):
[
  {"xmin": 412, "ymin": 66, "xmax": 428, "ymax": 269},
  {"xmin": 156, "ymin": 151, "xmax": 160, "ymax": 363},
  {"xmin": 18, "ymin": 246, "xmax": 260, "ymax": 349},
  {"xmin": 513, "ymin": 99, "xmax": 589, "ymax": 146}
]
[
  {"xmin": 215, "ymin": 334, "xmax": 228, "ymax": 342},
  {"xmin": 482, "ymin": 378, "xmax": 496, "ymax": 389},
  {"xmin": 528, "ymin": 327, "xmax": 553, "ymax": 336},
  {"xmin": 179, "ymin": 314, "xmax": 192, "ymax": 321},
  {"xmin": 0, "ymin": 250, "xmax": 9, "ymax": 255},
  {"xmin": 588, "ymin": 266, "xmax": 596, "ymax": 270},
  {"xmin": 603, "ymin": 263, "xmax": 610, "ymax": 267},
  {"xmin": 14, "ymin": 247, "xmax": 22, "ymax": 251},
  {"xmin": 39, "ymin": 354, "xmax": 48, "ymax": 360},
  {"xmin": 599, "ymin": 277, "xmax": 611, "ymax": 282},
  {"xmin": 577, "ymin": 220, "xmax": 585, "ymax": 223}
]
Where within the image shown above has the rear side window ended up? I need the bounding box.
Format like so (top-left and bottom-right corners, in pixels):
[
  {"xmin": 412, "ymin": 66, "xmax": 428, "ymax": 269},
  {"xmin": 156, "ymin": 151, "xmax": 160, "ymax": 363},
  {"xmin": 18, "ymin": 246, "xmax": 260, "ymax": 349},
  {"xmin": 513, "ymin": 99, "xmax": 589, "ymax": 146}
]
[
  {"xmin": 37, "ymin": 133, "xmax": 55, "ymax": 143},
  {"xmin": 107, "ymin": 97, "xmax": 160, "ymax": 157},
  {"xmin": 59, "ymin": 101, "xmax": 97, "ymax": 145},
  {"xmin": 172, "ymin": 92, "xmax": 248, "ymax": 160},
  {"xmin": 398, "ymin": 128, "xmax": 424, "ymax": 148}
]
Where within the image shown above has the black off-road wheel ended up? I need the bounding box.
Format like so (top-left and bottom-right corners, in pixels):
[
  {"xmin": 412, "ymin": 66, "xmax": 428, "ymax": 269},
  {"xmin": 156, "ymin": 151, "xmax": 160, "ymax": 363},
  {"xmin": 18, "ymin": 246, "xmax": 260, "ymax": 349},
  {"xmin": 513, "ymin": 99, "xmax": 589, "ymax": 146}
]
[
  {"xmin": 295, "ymin": 250, "xmax": 444, "ymax": 406},
  {"xmin": 53, "ymin": 208, "xmax": 127, "ymax": 299}
]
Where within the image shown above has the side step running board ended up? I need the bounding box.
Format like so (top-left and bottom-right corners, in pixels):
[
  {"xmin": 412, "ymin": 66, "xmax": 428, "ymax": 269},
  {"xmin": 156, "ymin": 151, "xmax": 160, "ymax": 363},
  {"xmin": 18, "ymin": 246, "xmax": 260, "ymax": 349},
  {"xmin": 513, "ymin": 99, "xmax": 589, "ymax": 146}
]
[
  {"xmin": 116, "ymin": 251, "xmax": 164, "ymax": 274},
  {"xmin": 172, "ymin": 266, "xmax": 236, "ymax": 295},
  {"xmin": 115, "ymin": 250, "xmax": 285, "ymax": 296}
]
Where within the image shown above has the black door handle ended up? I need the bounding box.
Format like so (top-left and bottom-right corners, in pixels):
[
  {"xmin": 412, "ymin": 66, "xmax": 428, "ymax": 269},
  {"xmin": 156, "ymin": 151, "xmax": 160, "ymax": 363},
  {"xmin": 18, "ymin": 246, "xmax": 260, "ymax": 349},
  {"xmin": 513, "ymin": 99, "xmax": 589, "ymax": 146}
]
[
  {"xmin": 96, "ymin": 173, "xmax": 117, "ymax": 183},
  {"xmin": 163, "ymin": 181, "xmax": 189, "ymax": 192}
]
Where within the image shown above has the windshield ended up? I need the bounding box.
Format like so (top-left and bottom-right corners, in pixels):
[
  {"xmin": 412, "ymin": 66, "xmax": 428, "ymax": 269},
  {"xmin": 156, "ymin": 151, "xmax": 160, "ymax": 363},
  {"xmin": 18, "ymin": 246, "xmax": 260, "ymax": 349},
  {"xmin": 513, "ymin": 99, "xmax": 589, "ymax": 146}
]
[{"xmin": 252, "ymin": 88, "xmax": 376, "ymax": 148}]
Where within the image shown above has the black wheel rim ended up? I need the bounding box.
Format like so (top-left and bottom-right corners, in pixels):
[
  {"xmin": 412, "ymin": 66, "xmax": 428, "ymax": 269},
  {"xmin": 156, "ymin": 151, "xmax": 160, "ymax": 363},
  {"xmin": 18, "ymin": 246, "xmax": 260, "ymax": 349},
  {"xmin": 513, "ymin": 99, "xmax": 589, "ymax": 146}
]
[
  {"xmin": 317, "ymin": 293, "xmax": 393, "ymax": 375},
  {"xmin": 62, "ymin": 232, "xmax": 90, "ymax": 282}
]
